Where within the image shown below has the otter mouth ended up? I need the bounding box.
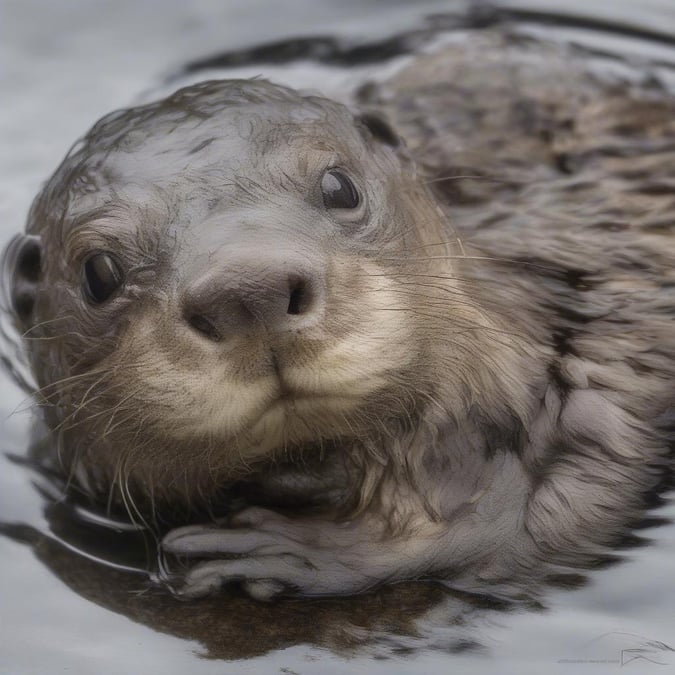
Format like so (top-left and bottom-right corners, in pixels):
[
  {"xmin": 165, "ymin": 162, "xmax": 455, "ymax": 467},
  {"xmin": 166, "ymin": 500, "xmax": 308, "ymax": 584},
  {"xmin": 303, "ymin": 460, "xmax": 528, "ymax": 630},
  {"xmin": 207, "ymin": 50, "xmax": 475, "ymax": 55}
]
[
  {"xmin": 242, "ymin": 360, "xmax": 367, "ymax": 449},
  {"xmin": 266, "ymin": 390, "xmax": 360, "ymax": 413},
  {"xmin": 266, "ymin": 352, "xmax": 351, "ymax": 414},
  {"xmin": 271, "ymin": 351, "xmax": 292, "ymax": 398},
  {"xmin": 260, "ymin": 383, "xmax": 358, "ymax": 419}
]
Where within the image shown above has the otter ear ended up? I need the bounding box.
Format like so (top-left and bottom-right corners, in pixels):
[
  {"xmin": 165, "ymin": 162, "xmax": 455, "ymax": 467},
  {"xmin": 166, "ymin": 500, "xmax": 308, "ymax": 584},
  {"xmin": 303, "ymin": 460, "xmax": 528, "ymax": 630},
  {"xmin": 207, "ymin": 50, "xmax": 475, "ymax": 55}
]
[
  {"xmin": 2, "ymin": 234, "xmax": 43, "ymax": 327},
  {"xmin": 355, "ymin": 112, "xmax": 401, "ymax": 148}
]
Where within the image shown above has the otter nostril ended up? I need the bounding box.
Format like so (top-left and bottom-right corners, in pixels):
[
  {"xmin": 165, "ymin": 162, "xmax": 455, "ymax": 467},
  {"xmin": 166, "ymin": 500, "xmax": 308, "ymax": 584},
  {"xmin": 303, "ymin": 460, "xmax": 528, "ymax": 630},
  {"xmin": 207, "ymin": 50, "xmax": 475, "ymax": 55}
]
[
  {"xmin": 186, "ymin": 313, "xmax": 222, "ymax": 342},
  {"xmin": 287, "ymin": 278, "xmax": 311, "ymax": 316}
]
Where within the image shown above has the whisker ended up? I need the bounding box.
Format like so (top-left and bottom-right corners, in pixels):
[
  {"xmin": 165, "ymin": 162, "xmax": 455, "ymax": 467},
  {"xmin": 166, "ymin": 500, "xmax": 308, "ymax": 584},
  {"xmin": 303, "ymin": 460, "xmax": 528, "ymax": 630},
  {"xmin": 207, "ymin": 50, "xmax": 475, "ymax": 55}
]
[
  {"xmin": 21, "ymin": 315, "xmax": 76, "ymax": 338},
  {"xmin": 423, "ymin": 174, "xmax": 525, "ymax": 186},
  {"xmin": 375, "ymin": 254, "xmax": 557, "ymax": 271}
]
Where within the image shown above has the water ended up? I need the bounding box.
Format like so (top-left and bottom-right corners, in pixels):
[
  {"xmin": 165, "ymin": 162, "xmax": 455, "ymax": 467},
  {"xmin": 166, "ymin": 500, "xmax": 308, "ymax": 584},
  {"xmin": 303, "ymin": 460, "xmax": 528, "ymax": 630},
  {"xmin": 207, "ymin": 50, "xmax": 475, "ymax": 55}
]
[{"xmin": 1, "ymin": 1, "xmax": 674, "ymax": 673}]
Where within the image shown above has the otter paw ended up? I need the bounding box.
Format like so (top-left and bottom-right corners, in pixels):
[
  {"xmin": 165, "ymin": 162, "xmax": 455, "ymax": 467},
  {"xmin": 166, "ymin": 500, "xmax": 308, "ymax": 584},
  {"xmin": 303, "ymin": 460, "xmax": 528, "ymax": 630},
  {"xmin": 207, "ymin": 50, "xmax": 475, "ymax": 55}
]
[
  {"xmin": 174, "ymin": 554, "xmax": 318, "ymax": 600},
  {"xmin": 161, "ymin": 509, "xmax": 376, "ymax": 598}
]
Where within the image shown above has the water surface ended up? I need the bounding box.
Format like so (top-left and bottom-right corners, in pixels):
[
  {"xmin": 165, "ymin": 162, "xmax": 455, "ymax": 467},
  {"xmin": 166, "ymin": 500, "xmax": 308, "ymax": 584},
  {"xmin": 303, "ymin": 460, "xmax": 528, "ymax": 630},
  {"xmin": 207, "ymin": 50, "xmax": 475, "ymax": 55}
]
[{"xmin": 1, "ymin": 2, "xmax": 674, "ymax": 673}]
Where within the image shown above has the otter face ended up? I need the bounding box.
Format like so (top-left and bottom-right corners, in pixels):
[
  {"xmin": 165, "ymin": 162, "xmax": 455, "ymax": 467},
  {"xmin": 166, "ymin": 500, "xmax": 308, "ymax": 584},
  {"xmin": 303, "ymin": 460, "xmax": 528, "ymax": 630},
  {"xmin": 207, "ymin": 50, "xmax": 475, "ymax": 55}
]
[{"xmin": 5, "ymin": 80, "xmax": 475, "ymax": 506}]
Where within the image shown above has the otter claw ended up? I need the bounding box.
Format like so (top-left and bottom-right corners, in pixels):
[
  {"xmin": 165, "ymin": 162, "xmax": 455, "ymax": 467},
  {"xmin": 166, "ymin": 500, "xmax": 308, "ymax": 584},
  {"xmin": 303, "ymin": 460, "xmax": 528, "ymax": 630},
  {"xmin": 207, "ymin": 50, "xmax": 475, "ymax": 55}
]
[
  {"xmin": 178, "ymin": 555, "xmax": 312, "ymax": 599},
  {"xmin": 162, "ymin": 524, "xmax": 220, "ymax": 551},
  {"xmin": 163, "ymin": 527, "xmax": 230, "ymax": 555},
  {"xmin": 163, "ymin": 526, "xmax": 288, "ymax": 557},
  {"xmin": 243, "ymin": 579, "xmax": 287, "ymax": 601}
]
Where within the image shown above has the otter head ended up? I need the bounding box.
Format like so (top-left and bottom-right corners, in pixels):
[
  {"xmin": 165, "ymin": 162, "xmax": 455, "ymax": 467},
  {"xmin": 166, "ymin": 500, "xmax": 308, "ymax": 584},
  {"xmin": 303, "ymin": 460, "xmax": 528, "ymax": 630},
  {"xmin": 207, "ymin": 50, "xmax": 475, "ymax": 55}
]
[{"xmin": 4, "ymin": 79, "xmax": 530, "ymax": 512}]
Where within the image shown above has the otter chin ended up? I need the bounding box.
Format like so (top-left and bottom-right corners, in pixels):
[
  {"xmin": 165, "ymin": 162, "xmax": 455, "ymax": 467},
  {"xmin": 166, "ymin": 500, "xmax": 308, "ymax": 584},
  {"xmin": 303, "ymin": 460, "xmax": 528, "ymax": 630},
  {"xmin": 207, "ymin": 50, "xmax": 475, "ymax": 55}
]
[{"xmin": 3, "ymin": 33, "xmax": 674, "ymax": 600}]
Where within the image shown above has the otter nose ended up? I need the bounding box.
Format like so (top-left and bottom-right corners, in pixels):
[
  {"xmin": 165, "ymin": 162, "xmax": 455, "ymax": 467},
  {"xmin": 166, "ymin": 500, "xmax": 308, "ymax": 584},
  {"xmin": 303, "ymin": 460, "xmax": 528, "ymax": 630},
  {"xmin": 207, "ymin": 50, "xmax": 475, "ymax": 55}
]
[{"xmin": 182, "ymin": 262, "xmax": 323, "ymax": 342}]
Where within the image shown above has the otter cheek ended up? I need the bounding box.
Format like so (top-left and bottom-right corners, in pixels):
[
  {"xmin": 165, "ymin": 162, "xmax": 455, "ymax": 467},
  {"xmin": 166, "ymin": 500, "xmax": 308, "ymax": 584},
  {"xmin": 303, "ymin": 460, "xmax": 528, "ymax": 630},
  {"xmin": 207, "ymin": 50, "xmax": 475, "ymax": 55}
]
[
  {"xmin": 106, "ymin": 313, "xmax": 276, "ymax": 441},
  {"xmin": 305, "ymin": 261, "xmax": 417, "ymax": 397}
]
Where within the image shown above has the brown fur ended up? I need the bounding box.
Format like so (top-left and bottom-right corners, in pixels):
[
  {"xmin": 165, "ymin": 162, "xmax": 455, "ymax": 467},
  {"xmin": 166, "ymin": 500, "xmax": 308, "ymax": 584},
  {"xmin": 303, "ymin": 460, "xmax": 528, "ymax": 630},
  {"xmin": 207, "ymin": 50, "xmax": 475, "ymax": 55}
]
[{"xmin": 2, "ymin": 31, "xmax": 673, "ymax": 599}]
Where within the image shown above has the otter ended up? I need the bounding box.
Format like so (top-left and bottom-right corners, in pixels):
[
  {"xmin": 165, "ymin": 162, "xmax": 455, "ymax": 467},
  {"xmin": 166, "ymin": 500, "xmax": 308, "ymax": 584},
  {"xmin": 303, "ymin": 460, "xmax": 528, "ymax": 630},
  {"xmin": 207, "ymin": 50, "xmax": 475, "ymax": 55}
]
[{"xmin": 3, "ymin": 32, "xmax": 674, "ymax": 600}]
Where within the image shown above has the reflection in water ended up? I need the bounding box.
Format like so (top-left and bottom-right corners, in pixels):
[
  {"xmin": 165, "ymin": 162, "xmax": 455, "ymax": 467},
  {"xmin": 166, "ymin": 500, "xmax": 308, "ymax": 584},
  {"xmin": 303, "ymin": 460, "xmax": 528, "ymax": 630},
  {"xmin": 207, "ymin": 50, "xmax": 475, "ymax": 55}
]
[
  {"xmin": 1, "ymin": 432, "xmax": 527, "ymax": 659},
  {"xmin": 1, "ymin": 434, "xmax": 672, "ymax": 663}
]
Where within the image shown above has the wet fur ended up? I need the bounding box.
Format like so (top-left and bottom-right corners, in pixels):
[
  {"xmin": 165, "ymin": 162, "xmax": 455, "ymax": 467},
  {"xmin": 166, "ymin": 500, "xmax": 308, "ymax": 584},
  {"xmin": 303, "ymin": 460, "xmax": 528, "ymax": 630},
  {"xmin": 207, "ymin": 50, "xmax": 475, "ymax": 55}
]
[{"xmin": 2, "ymin": 31, "xmax": 674, "ymax": 598}]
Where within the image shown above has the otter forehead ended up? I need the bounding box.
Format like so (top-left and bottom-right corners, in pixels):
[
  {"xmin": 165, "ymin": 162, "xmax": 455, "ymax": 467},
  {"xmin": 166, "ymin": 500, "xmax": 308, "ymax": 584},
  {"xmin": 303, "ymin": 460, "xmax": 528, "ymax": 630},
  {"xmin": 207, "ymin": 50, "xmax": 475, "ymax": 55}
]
[{"xmin": 43, "ymin": 80, "xmax": 379, "ymax": 227}]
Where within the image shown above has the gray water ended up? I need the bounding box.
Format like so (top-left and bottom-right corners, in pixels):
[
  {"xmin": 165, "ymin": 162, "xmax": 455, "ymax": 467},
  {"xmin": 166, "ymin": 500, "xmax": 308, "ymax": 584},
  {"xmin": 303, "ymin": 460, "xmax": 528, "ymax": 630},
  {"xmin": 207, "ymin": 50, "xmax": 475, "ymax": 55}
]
[{"xmin": 1, "ymin": 1, "xmax": 675, "ymax": 673}]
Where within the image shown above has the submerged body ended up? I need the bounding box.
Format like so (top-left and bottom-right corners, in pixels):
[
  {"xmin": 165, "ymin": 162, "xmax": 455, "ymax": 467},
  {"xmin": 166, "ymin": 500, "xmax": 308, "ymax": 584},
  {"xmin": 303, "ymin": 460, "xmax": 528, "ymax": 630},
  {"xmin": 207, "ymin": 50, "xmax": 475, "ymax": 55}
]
[{"xmin": 3, "ymin": 31, "xmax": 674, "ymax": 599}]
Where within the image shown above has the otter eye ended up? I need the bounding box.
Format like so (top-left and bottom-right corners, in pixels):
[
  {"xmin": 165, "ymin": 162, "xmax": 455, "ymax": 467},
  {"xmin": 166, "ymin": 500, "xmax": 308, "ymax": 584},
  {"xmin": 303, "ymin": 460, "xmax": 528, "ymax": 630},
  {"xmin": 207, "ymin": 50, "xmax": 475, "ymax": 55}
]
[
  {"xmin": 321, "ymin": 169, "xmax": 360, "ymax": 210},
  {"xmin": 82, "ymin": 253, "xmax": 123, "ymax": 304}
]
